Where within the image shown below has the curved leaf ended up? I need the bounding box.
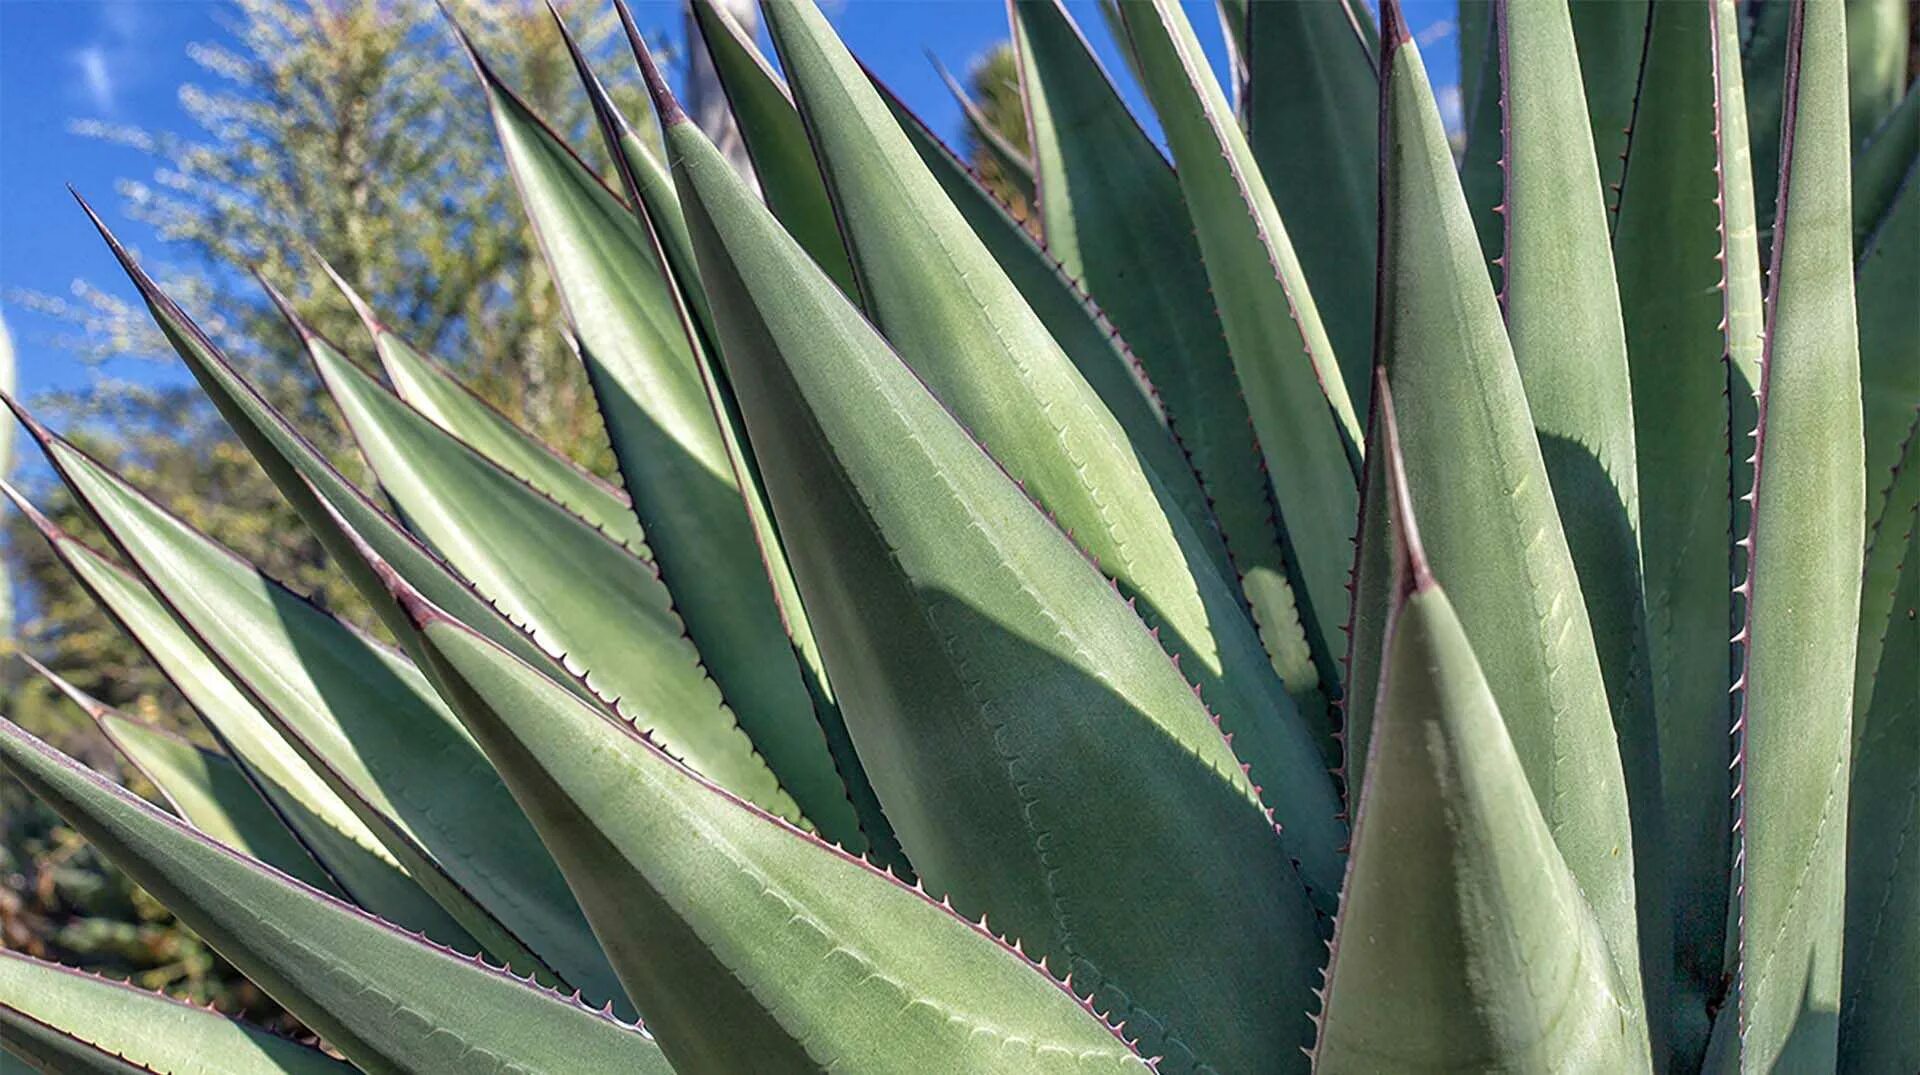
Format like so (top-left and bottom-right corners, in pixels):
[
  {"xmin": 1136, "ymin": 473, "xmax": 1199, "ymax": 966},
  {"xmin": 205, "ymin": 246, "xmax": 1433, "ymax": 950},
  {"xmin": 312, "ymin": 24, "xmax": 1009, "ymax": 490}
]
[
  {"xmin": 762, "ymin": 0, "xmax": 1343, "ymax": 902},
  {"xmin": 1851, "ymin": 80, "xmax": 1918, "ymax": 246},
  {"xmin": 1844, "ymin": 0, "xmax": 1909, "ymax": 146},
  {"xmin": 0, "ymin": 477, "xmax": 460, "ymax": 946},
  {"xmin": 1009, "ymin": 0, "xmax": 1337, "ymax": 741},
  {"xmin": 1856, "ymin": 415, "xmax": 1920, "ymax": 727},
  {"xmin": 16, "ymin": 409, "xmax": 625, "ymax": 1006},
  {"xmin": 0, "ymin": 718, "xmax": 673, "ymax": 1075},
  {"xmin": 1116, "ymin": 0, "xmax": 1364, "ymax": 697},
  {"xmin": 1499, "ymin": 0, "xmax": 1665, "ymax": 1044},
  {"xmin": 1314, "ymin": 384, "xmax": 1651, "ymax": 1073},
  {"xmin": 0, "ymin": 949, "xmax": 351, "ymax": 1075},
  {"xmin": 1353, "ymin": 8, "xmax": 1645, "ymax": 1047},
  {"xmin": 656, "ymin": 68, "xmax": 1325, "ymax": 1070},
  {"xmin": 1, "ymin": 1006, "xmax": 159, "ymax": 1074},
  {"xmin": 1856, "ymin": 158, "xmax": 1920, "ymax": 536},
  {"xmin": 1733, "ymin": 2, "xmax": 1864, "ymax": 1067}
]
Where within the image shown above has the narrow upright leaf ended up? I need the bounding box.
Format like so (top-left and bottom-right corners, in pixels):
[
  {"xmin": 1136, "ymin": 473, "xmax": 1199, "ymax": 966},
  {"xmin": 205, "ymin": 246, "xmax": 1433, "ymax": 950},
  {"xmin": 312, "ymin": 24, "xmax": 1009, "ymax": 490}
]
[
  {"xmin": 1354, "ymin": 7, "xmax": 1645, "ymax": 1047},
  {"xmin": 1314, "ymin": 380, "xmax": 1651, "ymax": 1074},
  {"xmin": 763, "ymin": 0, "xmax": 1345, "ymax": 900},
  {"xmin": 1117, "ymin": 0, "xmax": 1365, "ymax": 696},
  {"xmin": 1733, "ymin": 2, "xmax": 1864, "ymax": 1067},
  {"xmin": 461, "ymin": 23, "xmax": 842, "ymax": 831},
  {"xmin": 1241, "ymin": 0, "xmax": 1378, "ymax": 401},
  {"xmin": 656, "ymin": 63, "xmax": 1326, "ymax": 1069},
  {"xmin": 1499, "ymin": 0, "xmax": 1665, "ymax": 1043},
  {"xmin": 1838, "ymin": 511, "xmax": 1918, "ymax": 1074},
  {"xmin": 1010, "ymin": 0, "xmax": 1338, "ymax": 735},
  {"xmin": 688, "ymin": 0, "xmax": 860, "ymax": 296},
  {"xmin": 1851, "ymin": 81, "xmax": 1917, "ymax": 246},
  {"xmin": 1855, "ymin": 158, "xmax": 1920, "ymax": 534},
  {"xmin": 0, "ymin": 719, "xmax": 673, "ymax": 1075},
  {"xmin": 0, "ymin": 949, "xmax": 351, "ymax": 1075},
  {"xmin": 1856, "ymin": 417, "xmax": 1919, "ymax": 725},
  {"xmin": 1570, "ymin": 0, "xmax": 1651, "ymax": 210},
  {"xmin": 1613, "ymin": 0, "xmax": 1765, "ymax": 1059}
]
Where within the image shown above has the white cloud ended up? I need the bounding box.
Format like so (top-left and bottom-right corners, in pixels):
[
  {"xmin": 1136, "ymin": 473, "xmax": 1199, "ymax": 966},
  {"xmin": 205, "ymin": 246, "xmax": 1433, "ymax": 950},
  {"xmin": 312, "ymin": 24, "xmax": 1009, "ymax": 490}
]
[
  {"xmin": 72, "ymin": 45, "xmax": 115, "ymax": 113},
  {"xmin": 66, "ymin": 2, "xmax": 147, "ymax": 116}
]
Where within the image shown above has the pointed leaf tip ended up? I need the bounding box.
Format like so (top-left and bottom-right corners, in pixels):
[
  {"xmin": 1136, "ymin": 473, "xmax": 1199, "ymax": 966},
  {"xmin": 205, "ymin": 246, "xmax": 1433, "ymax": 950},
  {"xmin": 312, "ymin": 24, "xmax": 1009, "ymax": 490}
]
[
  {"xmin": 254, "ymin": 274, "xmax": 319, "ymax": 343},
  {"xmin": 1379, "ymin": 0, "xmax": 1412, "ymax": 49},
  {"xmin": 313, "ymin": 257, "xmax": 385, "ymax": 335},
  {"xmin": 618, "ymin": 0, "xmax": 684, "ymax": 125}
]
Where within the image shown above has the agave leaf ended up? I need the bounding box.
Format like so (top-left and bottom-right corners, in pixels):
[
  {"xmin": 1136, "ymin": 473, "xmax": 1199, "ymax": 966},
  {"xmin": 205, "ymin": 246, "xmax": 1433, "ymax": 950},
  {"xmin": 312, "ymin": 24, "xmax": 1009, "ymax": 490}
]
[
  {"xmin": 1115, "ymin": 0, "xmax": 1365, "ymax": 698},
  {"xmin": 1314, "ymin": 379, "xmax": 1651, "ymax": 1073},
  {"xmin": 13, "ymin": 408, "xmax": 634, "ymax": 1007},
  {"xmin": 278, "ymin": 292, "xmax": 832, "ymax": 845},
  {"xmin": 0, "ymin": 478, "xmax": 465, "ymax": 945},
  {"xmin": 654, "ymin": 60, "xmax": 1325, "ymax": 1069},
  {"xmin": 1838, "ymin": 510, "xmax": 1919, "ymax": 1074},
  {"xmin": 352, "ymin": 545, "xmax": 1150, "ymax": 1073},
  {"xmin": 24, "ymin": 656, "xmax": 338, "ymax": 894},
  {"xmin": 761, "ymin": 0, "xmax": 1343, "ymax": 903},
  {"xmin": 1458, "ymin": 5, "xmax": 1506, "ymax": 283},
  {"xmin": 1240, "ymin": 0, "xmax": 1377, "ymax": 404},
  {"xmin": 1352, "ymin": 6, "xmax": 1645, "ymax": 1044},
  {"xmin": 72, "ymin": 198, "xmax": 607, "ymax": 718},
  {"xmin": 1744, "ymin": 0, "xmax": 1791, "ymax": 261},
  {"xmin": 1570, "ymin": 0, "xmax": 1651, "ymax": 211},
  {"xmin": 1734, "ymin": 2, "xmax": 1864, "ymax": 1067},
  {"xmin": 570, "ymin": 6, "xmax": 902, "ymax": 871},
  {"xmin": 1856, "ymin": 159, "xmax": 1920, "ymax": 537},
  {"xmin": 1612, "ymin": 0, "xmax": 1765, "ymax": 1059},
  {"xmin": 930, "ymin": 51, "xmax": 1036, "ymax": 205},
  {"xmin": 686, "ymin": 0, "xmax": 860, "ymax": 297},
  {"xmin": 1008, "ymin": 0, "xmax": 1335, "ymax": 740},
  {"xmin": 1851, "ymin": 81, "xmax": 1918, "ymax": 246},
  {"xmin": 1, "ymin": 1006, "xmax": 164, "ymax": 1074},
  {"xmin": 0, "ymin": 949, "xmax": 351, "ymax": 1075},
  {"xmin": 1844, "ymin": 0, "xmax": 1909, "ymax": 147},
  {"xmin": 319, "ymin": 264, "xmax": 646, "ymax": 549},
  {"xmin": 458, "ymin": 23, "xmax": 843, "ymax": 830},
  {"xmin": 1856, "ymin": 416, "xmax": 1920, "ymax": 728},
  {"xmin": 1498, "ymin": 0, "xmax": 1666, "ymax": 1043},
  {"xmin": 0, "ymin": 718, "xmax": 673, "ymax": 1075},
  {"xmin": 872, "ymin": 75, "xmax": 1188, "ymax": 514}
]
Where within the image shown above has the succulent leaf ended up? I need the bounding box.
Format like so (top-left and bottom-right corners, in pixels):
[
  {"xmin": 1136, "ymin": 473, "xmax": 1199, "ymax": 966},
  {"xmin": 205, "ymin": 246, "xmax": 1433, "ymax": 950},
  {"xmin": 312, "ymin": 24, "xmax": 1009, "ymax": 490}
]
[
  {"xmin": 760, "ymin": 0, "xmax": 1343, "ymax": 902},
  {"xmin": 1, "ymin": 478, "xmax": 463, "ymax": 944},
  {"xmin": 0, "ymin": 718, "xmax": 673, "ymax": 1075},
  {"xmin": 14, "ymin": 410, "xmax": 620, "ymax": 1003},
  {"xmin": 1115, "ymin": 0, "xmax": 1365, "ymax": 703},
  {"xmin": 369, "ymin": 552, "xmax": 1150, "ymax": 1074},
  {"xmin": 658, "ymin": 68, "xmax": 1324, "ymax": 1070},
  {"xmin": 1315, "ymin": 377, "xmax": 1652, "ymax": 1074},
  {"xmin": 1498, "ymin": 0, "xmax": 1666, "ymax": 1047},
  {"xmin": 1838, "ymin": 510, "xmax": 1919, "ymax": 1073},
  {"xmin": 1612, "ymin": 0, "xmax": 1766, "ymax": 1059},
  {"xmin": 1239, "ymin": 0, "xmax": 1378, "ymax": 407},
  {"xmin": 26, "ymin": 657, "xmax": 339, "ymax": 894},
  {"xmin": 1733, "ymin": 1, "xmax": 1865, "ymax": 1066},
  {"xmin": 1352, "ymin": 9, "xmax": 1646, "ymax": 1048},
  {"xmin": 0, "ymin": 948, "xmax": 352, "ymax": 1075},
  {"xmin": 1009, "ymin": 0, "xmax": 1336, "ymax": 743}
]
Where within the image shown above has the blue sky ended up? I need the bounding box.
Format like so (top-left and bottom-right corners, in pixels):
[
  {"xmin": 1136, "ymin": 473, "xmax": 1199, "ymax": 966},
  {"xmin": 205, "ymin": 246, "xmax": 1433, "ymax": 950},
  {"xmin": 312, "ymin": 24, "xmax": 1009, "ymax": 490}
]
[{"xmin": 0, "ymin": 0, "xmax": 1460, "ymax": 415}]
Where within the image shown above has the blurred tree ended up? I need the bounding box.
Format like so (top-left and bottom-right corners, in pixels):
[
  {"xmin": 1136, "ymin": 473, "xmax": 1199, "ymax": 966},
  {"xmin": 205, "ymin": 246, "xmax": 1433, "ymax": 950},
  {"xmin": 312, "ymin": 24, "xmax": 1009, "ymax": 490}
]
[
  {"xmin": 959, "ymin": 43, "xmax": 1035, "ymax": 226},
  {"xmin": 2, "ymin": 0, "xmax": 677, "ymax": 1025}
]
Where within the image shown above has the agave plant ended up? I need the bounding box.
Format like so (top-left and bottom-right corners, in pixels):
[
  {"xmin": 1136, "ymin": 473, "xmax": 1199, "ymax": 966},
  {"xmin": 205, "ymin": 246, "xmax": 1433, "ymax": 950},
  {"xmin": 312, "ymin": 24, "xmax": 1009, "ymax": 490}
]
[{"xmin": 2, "ymin": 0, "xmax": 1914, "ymax": 1070}]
